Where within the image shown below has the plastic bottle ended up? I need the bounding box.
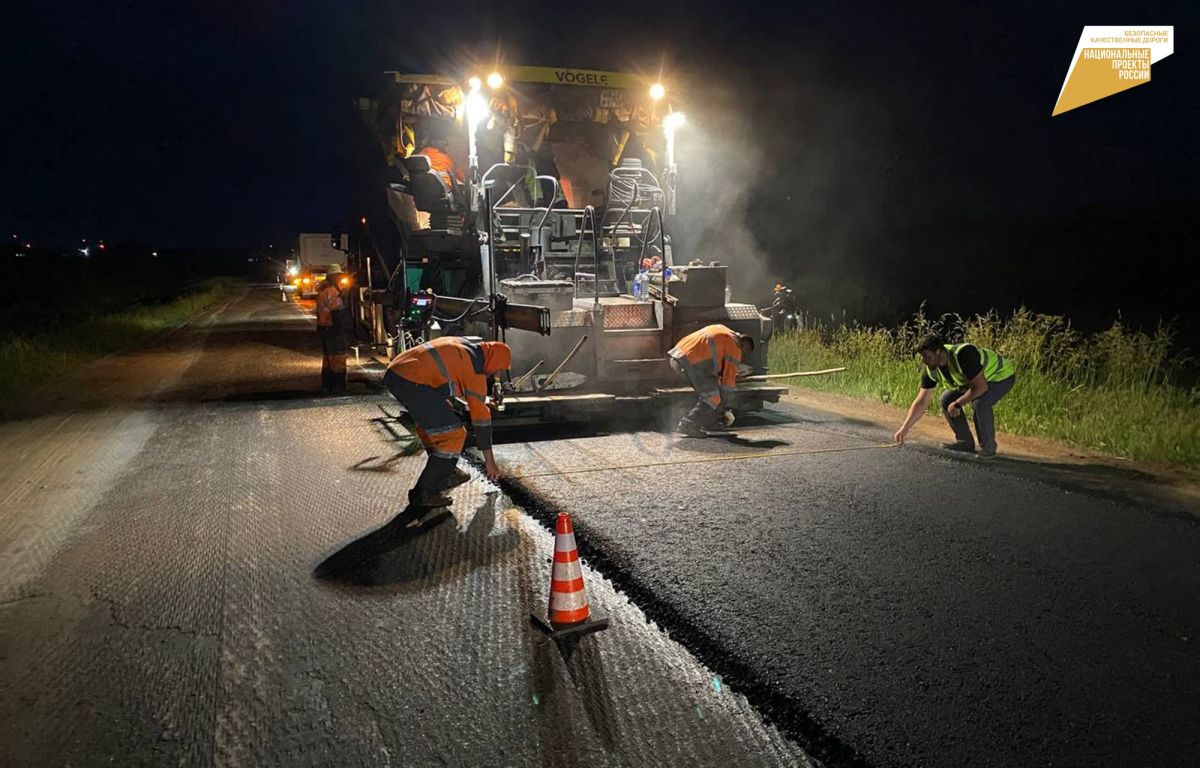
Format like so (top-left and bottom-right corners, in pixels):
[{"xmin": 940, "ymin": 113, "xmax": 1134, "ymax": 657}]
[{"xmin": 633, "ymin": 269, "xmax": 647, "ymax": 302}]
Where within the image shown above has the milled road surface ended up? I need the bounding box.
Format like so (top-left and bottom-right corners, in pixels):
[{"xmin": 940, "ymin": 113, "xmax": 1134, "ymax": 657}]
[
  {"xmin": 4, "ymin": 284, "xmax": 1197, "ymax": 768},
  {"xmin": 0, "ymin": 285, "xmax": 807, "ymax": 768},
  {"xmin": 495, "ymin": 406, "xmax": 1200, "ymax": 767}
]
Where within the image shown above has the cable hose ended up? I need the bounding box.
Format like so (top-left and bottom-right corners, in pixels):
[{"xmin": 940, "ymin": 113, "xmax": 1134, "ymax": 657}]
[{"xmin": 432, "ymin": 297, "xmax": 488, "ymax": 324}]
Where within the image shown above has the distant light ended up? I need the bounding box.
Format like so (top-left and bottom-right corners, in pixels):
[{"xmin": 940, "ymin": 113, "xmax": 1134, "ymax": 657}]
[
  {"xmin": 98, "ymin": 242, "xmax": 106, "ymax": 250},
  {"xmin": 80, "ymin": 247, "xmax": 90, "ymax": 257},
  {"xmin": 467, "ymin": 76, "xmax": 482, "ymax": 91},
  {"xmin": 152, "ymin": 251, "xmax": 158, "ymax": 257},
  {"xmin": 360, "ymin": 216, "xmax": 367, "ymax": 225},
  {"xmin": 24, "ymin": 243, "xmax": 31, "ymax": 249},
  {"xmin": 649, "ymin": 82, "xmax": 666, "ymax": 101},
  {"xmin": 486, "ymin": 71, "xmax": 504, "ymax": 90}
]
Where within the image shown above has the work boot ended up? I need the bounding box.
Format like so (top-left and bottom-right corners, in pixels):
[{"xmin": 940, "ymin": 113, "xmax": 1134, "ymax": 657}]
[
  {"xmin": 676, "ymin": 419, "xmax": 708, "ymax": 438},
  {"xmin": 437, "ymin": 466, "xmax": 472, "ymax": 491},
  {"xmin": 977, "ymin": 448, "xmax": 997, "ymax": 460},
  {"xmin": 407, "ymin": 487, "xmax": 454, "ymax": 509},
  {"xmin": 941, "ymin": 441, "xmax": 976, "ymax": 454}
]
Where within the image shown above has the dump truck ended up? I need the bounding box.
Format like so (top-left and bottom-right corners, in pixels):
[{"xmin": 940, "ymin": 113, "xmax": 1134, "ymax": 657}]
[
  {"xmin": 287, "ymin": 233, "xmax": 349, "ymax": 298},
  {"xmin": 357, "ymin": 65, "xmax": 784, "ymax": 424}
]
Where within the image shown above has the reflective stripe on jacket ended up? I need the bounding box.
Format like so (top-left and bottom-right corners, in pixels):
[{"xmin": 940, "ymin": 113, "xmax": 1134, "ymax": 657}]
[
  {"xmin": 316, "ymin": 283, "xmax": 343, "ymax": 327},
  {"xmin": 668, "ymin": 324, "xmax": 743, "ymax": 394},
  {"xmin": 927, "ymin": 343, "xmax": 1015, "ymax": 388},
  {"xmin": 386, "ymin": 337, "xmax": 495, "ymax": 448}
]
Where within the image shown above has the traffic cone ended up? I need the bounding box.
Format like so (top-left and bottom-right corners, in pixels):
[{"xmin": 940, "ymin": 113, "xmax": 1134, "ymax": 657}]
[{"xmin": 530, "ymin": 513, "xmax": 609, "ymax": 640}]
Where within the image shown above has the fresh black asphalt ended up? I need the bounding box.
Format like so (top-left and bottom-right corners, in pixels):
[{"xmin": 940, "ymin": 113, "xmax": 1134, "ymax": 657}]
[{"xmin": 496, "ymin": 409, "xmax": 1200, "ymax": 767}]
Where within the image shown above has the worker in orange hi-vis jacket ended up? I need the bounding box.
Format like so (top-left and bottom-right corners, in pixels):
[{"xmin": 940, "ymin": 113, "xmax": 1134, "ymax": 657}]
[
  {"xmin": 667, "ymin": 324, "xmax": 755, "ymax": 437},
  {"xmin": 383, "ymin": 337, "xmax": 512, "ymax": 509},
  {"xmin": 316, "ymin": 264, "xmax": 348, "ymax": 394}
]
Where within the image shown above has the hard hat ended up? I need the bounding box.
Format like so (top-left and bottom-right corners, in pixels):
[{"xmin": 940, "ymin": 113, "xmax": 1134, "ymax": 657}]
[{"xmin": 327, "ymin": 263, "xmax": 343, "ymax": 275}]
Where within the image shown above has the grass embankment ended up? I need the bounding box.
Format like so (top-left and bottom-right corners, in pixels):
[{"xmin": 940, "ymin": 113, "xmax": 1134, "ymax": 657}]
[
  {"xmin": 0, "ymin": 278, "xmax": 240, "ymax": 407},
  {"xmin": 768, "ymin": 308, "xmax": 1200, "ymax": 469}
]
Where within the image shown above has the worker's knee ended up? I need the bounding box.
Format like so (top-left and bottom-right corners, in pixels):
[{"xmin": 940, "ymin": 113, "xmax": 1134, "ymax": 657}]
[
  {"xmin": 426, "ymin": 426, "xmax": 466, "ymax": 456},
  {"xmin": 939, "ymin": 389, "xmax": 960, "ymax": 412}
]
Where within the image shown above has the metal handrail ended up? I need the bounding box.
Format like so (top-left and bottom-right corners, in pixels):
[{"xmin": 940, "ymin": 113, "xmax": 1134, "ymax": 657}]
[
  {"xmin": 639, "ymin": 206, "xmax": 670, "ymax": 305},
  {"xmin": 532, "ymin": 175, "xmax": 561, "ymax": 231},
  {"xmin": 573, "ymin": 205, "xmax": 601, "ymax": 305}
]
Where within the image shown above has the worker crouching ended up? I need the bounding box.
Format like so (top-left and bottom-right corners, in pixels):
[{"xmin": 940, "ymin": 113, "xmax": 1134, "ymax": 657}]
[
  {"xmin": 383, "ymin": 337, "xmax": 512, "ymax": 508},
  {"xmin": 894, "ymin": 334, "xmax": 1017, "ymax": 458},
  {"xmin": 668, "ymin": 324, "xmax": 755, "ymax": 437}
]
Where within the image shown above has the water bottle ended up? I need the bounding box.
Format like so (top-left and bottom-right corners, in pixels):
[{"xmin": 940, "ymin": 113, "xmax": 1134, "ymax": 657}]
[{"xmin": 633, "ymin": 270, "xmax": 646, "ymax": 302}]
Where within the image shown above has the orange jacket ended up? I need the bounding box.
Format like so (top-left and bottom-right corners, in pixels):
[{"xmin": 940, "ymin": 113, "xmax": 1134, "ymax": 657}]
[
  {"xmin": 316, "ymin": 282, "xmax": 343, "ymax": 327},
  {"xmin": 417, "ymin": 146, "xmax": 462, "ymax": 189},
  {"xmin": 387, "ymin": 337, "xmax": 511, "ymax": 448},
  {"xmin": 669, "ymin": 324, "xmax": 744, "ymax": 392}
]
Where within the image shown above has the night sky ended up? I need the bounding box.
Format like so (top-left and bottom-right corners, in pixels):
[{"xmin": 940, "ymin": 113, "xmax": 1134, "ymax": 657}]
[{"xmin": 4, "ymin": 1, "xmax": 1196, "ymax": 333}]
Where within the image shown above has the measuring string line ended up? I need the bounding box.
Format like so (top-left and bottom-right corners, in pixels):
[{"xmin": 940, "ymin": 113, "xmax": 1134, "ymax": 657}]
[{"xmin": 510, "ymin": 442, "xmax": 898, "ymax": 480}]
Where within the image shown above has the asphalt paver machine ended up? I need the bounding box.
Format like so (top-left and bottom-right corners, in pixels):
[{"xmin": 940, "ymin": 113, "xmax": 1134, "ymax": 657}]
[{"xmin": 360, "ymin": 65, "xmax": 785, "ymax": 424}]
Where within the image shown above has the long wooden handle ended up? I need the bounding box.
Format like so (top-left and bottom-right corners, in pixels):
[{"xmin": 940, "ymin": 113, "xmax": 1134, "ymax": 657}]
[
  {"xmin": 738, "ymin": 367, "xmax": 847, "ymax": 381},
  {"xmin": 540, "ymin": 335, "xmax": 589, "ymax": 389},
  {"xmin": 510, "ymin": 360, "xmax": 544, "ymax": 390}
]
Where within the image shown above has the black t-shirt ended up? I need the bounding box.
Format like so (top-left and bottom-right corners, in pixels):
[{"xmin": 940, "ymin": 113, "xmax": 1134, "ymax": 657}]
[{"xmin": 920, "ymin": 344, "xmax": 983, "ymax": 389}]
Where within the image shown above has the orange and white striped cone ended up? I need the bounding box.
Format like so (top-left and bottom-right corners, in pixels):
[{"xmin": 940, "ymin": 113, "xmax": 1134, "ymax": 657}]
[{"xmin": 530, "ymin": 513, "xmax": 610, "ymax": 639}]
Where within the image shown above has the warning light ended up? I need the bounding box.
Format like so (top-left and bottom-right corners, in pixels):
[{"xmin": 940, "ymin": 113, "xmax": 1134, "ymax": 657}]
[{"xmin": 649, "ymin": 83, "xmax": 666, "ymax": 101}]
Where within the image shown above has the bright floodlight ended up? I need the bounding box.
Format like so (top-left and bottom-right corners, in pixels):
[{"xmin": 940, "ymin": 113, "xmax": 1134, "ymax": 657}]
[
  {"xmin": 649, "ymin": 82, "xmax": 666, "ymax": 101},
  {"xmin": 467, "ymin": 76, "xmax": 482, "ymax": 91},
  {"xmin": 486, "ymin": 71, "xmax": 504, "ymax": 89},
  {"xmin": 466, "ymin": 89, "xmax": 489, "ymax": 128},
  {"xmin": 663, "ymin": 112, "xmax": 686, "ymax": 168}
]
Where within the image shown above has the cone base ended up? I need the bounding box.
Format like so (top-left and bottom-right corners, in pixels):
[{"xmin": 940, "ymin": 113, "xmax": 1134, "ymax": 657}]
[{"xmin": 530, "ymin": 612, "xmax": 610, "ymax": 640}]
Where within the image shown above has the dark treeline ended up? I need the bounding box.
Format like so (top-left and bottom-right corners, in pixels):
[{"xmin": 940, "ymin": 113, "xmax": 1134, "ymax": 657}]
[{"xmin": 1, "ymin": 244, "xmax": 261, "ymax": 334}]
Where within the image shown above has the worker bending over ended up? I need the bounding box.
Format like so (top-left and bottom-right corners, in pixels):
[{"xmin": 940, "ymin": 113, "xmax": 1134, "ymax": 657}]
[
  {"xmin": 316, "ymin": 264, "xmax": 348, "ymax": 394},
  {"xmin": 384, "ymin": 337, "xmax": 512, "ymax": 508},
  {"xmin": 668, "ymin": 324, "xmax": 755, "ymax": 436},
  {"xmin": 894, "ymin": 334, "xmax": 1016, "ymax": 458}
]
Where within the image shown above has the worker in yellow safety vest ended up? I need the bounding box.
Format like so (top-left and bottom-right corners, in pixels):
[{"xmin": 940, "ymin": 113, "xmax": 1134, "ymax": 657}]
[
  {"xmin": 383, "ymin": 337, "xmax": 512, "ymax": 509},
  {"xmin": 316, "ymin": 264, "xmax": 349, "ymax": 394},
  {"xmin": 668, "ymin": 324, "xmax": 755, "ymax": 437},
  {"xmin": 894, "ymin": 333, "xmax": 1017, "ymax": 458}
]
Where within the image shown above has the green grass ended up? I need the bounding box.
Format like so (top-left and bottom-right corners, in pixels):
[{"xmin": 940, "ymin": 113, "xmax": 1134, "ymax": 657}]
[
  {"xmin": 0, "ymin": 278, "xmax": 241, "ymax": 409},
  {"xmin": 768, "ymin": 307, "xmax": 1200, "ymax": 469}
]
